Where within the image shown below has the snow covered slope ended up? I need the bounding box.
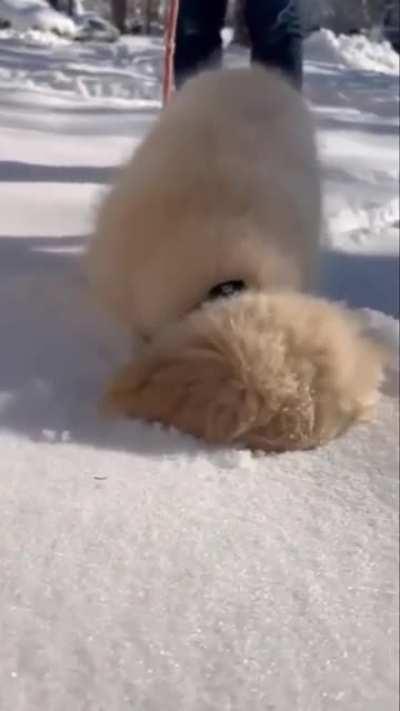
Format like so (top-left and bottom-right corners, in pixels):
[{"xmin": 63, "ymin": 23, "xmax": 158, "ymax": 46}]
[{"xmin": 0, "ymin": 29, "xmax": 398, "ymax": 711}]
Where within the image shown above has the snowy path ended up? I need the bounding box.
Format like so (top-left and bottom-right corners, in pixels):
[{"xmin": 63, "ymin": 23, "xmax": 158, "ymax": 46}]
[{"xmin": 0, "ymin": 29, "xmax": 398, "ymax": 711}]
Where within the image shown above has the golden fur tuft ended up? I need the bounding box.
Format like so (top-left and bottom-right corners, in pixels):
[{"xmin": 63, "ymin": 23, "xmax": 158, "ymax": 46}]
[{"xmin": 102, "ymin": 292, "xmax": 386, "ymax": 452}]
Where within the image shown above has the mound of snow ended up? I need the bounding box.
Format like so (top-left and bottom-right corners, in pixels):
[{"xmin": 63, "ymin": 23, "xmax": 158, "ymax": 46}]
[
  {"xmin": 0, "ymin": 24, "xmax": 72, "ymax": 44},
  {"xmin": 306, "ymin": 29, "xmax": 400, "ymax": 75},
  {"xmin": 0, "ymin": 0, "xmax": 76, "ymax": 36},
  {"xmin": 74, "ymin": 12, "xmax": 119, "ymax": 43}
]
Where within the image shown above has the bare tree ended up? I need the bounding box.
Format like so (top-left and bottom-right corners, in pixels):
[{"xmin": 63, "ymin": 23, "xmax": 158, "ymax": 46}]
[
  {"xmin": 300, "ymin": 0, "xmax": 392, "ymax": 32},
  {"xmin": 111, "ymin": 0, "xmax": 127, "ymax": 31}
]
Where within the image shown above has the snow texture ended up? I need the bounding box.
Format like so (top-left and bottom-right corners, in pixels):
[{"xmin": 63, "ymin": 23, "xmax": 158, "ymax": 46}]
[
  {"xmin": 307, "ymin": 29, "xmax": 400, "ymax": 76},
  {"xmin": 0, "ymin": 0, "xmax": 77, "ymax": 36},
  {"xmin": 0, "ymin": 26, "xmax": 398, "ymax": 711}
]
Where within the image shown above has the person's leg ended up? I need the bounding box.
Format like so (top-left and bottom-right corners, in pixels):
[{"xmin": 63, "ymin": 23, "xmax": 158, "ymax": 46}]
[
  {"xmin": 174, "ymin": 0, "xmax": 228, "ymax": 88},
  {"xmin": 244, "ymin": 0, "xmax": 303, "ymax": 88}
]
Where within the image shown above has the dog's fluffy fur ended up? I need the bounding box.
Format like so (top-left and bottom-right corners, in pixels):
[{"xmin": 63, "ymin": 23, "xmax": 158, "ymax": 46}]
[
  {"xmin": 102, "ymin": 291, "xmax": 384, "ymax": 452},
  {"xmin": 87, "ymin": 66, "xmax": 385, "ymax": 452},
  {"xmin": 87, "ymin": 66, "xmax": 321, "ymax": 339}
]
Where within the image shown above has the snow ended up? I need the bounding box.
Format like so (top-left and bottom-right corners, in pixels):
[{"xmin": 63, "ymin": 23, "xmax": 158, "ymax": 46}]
[
  {"xmin": 0, "ymin": 26, "xmax": 399, "ymax": 711},
  {"xmin": 0, "ymin": 0, "xmax": 77, "ymax": 36},
  {"xmin": 307, "ymin": 29, "xmax": 400, "ymax": 76}
]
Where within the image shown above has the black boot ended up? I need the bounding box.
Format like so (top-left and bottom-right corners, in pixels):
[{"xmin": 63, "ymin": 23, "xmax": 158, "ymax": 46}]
[
  {"xmin": 174, "ymin": 0, "xmax": 228, "ymax": 88},
  {"xmin": 174, "ymin": 0, "xmax": 303, "ymax": 90},
  {"xmin": 245, "ymin": 0, "xmax": 303, "ymax": 88}
]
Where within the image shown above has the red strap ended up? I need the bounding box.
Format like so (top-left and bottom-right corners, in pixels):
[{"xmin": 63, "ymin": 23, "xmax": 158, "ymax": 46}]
[{"xmin": 163, "ymin": 0, "xmax": 180, "ymax": 106}]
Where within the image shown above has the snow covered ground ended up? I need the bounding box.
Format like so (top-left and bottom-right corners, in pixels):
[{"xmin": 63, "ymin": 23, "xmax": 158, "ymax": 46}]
[
  {"xmin": 0, "ymin": 26, "xmax": 398, "ymax": 711},
  {"xmin": 0, "ymin": 0, "xmax": 77, "ymax": 35}
]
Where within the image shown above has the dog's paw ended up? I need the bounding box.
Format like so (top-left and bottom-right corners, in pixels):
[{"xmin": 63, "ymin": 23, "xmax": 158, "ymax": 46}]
[{"xmin": 102, "ymin": 292, "xmax": 387, "ymax": 452}]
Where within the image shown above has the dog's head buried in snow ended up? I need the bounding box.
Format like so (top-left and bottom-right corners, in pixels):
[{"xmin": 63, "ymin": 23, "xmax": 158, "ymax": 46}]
[{"xmin": 87, "ymin": 66, "xmax": 385, "ymax": 453}]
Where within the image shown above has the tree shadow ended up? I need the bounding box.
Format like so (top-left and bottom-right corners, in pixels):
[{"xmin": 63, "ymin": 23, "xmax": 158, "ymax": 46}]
[
  {"xmin": 319, "ymin": 115, "xmax": 396, "ymax": 136},
  {"xmin": 319, "ymin": 248, "xmax": 399, "ymax": 316},
  {"xmin": 0, "ymin": 160, "xmax": 116, "ymax": 184},
  {"xmin": 305, "ymin": 56, "xmax": 399, "ymax": 127},
  {"xmin": 0, "ymin": 88, "xmax": 159, "ymax": 137}
]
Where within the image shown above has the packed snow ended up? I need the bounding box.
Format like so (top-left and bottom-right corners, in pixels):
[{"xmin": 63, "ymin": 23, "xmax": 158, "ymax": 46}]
[
  {"xmin": 0, "ymin": 23, "xmax": 398, "ymax": 711},
  {"xmin": 0, "ymin": 0, "xmax": 77, "ymax": 36}
]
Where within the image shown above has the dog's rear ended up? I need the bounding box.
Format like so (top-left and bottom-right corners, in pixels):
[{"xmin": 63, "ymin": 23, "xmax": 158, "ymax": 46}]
[{"xmin": 87, "ymin": 66, "xmax": 321, "ymax": 340}]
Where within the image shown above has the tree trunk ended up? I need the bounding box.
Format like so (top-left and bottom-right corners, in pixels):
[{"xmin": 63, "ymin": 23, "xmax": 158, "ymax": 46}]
[
  {"xmin": 111, "ymin": 0, "xmax": 127, "ymax": 32},
  {"xmin": 144, "ymin": 0, "xmax": 152, "ymax": 34}
]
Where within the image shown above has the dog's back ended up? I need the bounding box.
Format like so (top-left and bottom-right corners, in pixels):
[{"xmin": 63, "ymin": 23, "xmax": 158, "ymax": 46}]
[{"xmin": 87, "ymin": 66, "xmax": 321, "ymax": 339}]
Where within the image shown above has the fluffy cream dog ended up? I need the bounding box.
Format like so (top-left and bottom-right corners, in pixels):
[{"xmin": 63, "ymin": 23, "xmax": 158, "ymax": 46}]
[{"xmin": 87, "ymin": 66, "xmax": 385, "ymax": 452}]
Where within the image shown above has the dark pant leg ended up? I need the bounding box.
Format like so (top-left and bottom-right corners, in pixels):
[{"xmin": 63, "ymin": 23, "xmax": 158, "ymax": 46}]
[
  {"xmin": 244, "ymin": 0, "xmax": 303, "ymax": 88},
  {"xmin": 174, "ymin": 0, "xmax": 228, "ymax": 88}
]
